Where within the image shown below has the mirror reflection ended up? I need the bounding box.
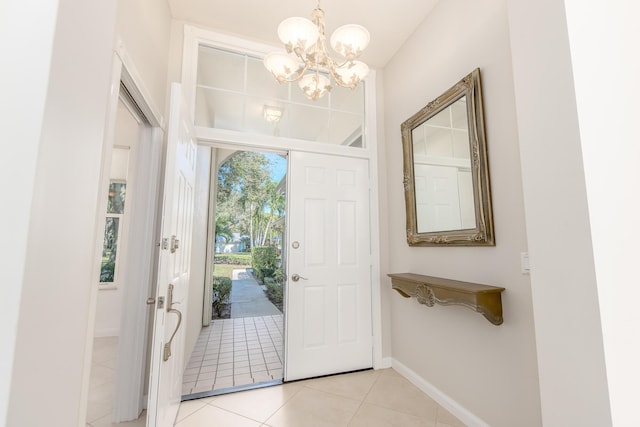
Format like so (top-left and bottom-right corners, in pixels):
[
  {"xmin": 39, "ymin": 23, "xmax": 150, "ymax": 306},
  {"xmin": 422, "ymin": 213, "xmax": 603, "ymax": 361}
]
[
  {"xmin": 401, "ymin": 68, "xmax": 494, "ymax": 246},
  {"xmin": 412, "ymin": 96, "xmax": 475, "ymax": 233}
]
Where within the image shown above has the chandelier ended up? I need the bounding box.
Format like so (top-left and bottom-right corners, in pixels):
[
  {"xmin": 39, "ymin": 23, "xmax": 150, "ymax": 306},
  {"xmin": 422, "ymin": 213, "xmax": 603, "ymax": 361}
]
[{"xmin": 263, "ymin": 1, "xmax": 370, "ymax": 101}]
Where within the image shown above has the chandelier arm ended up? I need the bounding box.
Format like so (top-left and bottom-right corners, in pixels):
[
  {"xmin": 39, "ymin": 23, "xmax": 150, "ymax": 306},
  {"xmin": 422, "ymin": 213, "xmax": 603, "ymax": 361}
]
[{"xmin": 273, "ymin": 62, "xmax": 311, "ymax": 84}]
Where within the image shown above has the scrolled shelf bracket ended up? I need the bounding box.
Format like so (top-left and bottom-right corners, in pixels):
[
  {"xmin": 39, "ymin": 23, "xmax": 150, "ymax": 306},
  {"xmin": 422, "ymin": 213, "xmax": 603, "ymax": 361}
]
[{"xmin": 388, "ymin": 273, "xmax": 505, "ymax": 325}]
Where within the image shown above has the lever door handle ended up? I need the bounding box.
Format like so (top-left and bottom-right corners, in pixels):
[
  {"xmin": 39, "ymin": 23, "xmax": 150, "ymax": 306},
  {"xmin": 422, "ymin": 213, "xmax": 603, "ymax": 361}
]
[
  {"xmin": 163, "ymin": 284, "xmax": 183, "ymax": 362},
  {"xmin": 292, "ymin": 274, "xmax": 308, "ymax": 282}
]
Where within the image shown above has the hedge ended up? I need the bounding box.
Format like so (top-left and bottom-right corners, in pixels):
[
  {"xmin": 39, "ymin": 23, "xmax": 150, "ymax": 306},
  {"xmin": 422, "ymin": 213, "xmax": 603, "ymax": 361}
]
[
  {"xmin": 251, "ymin": 246, "xmax": 277, "ymax": 281},
  {"xmin": 214, "ymin": 253, "xmax": 251, "ymax": 265},
  {"xmin": 211, "ymin": 276, "xmax": 232, "ymax": 318}
]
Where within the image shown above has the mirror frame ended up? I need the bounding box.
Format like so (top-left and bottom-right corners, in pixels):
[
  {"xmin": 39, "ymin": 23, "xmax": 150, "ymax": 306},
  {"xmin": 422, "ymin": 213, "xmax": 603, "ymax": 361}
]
[{"xmin": 401, "ymin": 68, "xmax": 494, "ymax": 246}]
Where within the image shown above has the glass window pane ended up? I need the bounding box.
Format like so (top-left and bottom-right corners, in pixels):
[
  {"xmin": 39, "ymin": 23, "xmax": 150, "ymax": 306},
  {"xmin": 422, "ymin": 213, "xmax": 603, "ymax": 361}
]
[
  {"xmin": 330, "ymin": 83, "xmax": 364, "ymax": 114},
  {"xmin": 197, "ymin": 46, "xmax": 245, "ymax": 91},
  {"xmin": 195, "ymin": 45, "xmax": 367, "ymax": 147},
  {"xmin": 245, "ymin": 97, "xmax": 289, "ymax": 138},
  {"xmin": 100, "ymin": 217, "xmax": 120, "ymax": 283},
  {"xmin": 195, "ymin": 87, "xmax": 245, "ymax": 131},
  {"xmin": 246, "ymin": 56, "xmax": 289, "ymax": 100},
  {"xmin": 289, "ymin": 105, "xmax": 330, "ymax": 143},
  {"xmin": 328, "ymin": 111, "xmax": 363, "ymax": 146},
  {"xmin": 107, "ymin": 183, "xmax": 126, "ymax": 214}
]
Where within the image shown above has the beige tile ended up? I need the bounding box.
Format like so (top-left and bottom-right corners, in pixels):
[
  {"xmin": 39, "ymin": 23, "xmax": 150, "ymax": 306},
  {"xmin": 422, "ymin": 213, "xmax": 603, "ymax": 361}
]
[
  {"xmin": 234, "ymin": 374, "xmax": 254, "ymax": 385},
  {"xmin": 253, "ymin": 372, "xmax": 273, "ymax": 383},
  {"xmin": 304, "ymin": 370, "xmax": 380, "ymax": 401},
  {"xmin": 175, "ymin": 404, "xmax": 261, "ymax": 427},
  {"xmin": 86, "ymin": 400, "xmax": 112, "ymax": 424},
  {"xmin": 198, "ymin": 371, "xmax": 216, "ymax": 380},
  {"xmin": 91, "ymin": 411, "xmax": 146, "ymax": 427},
  {"xmin": 265, "ymin": 387, "xmax": 360, "ymax": 427},
  {"xmin": 199, "ymin": 364, "xmax": 216, "ymax": 373},
  {"xmin": 89, "ymin": 364, "xmax": 116, "ymax": 389},
  {"xmin": 365, "ymin": 374, "xmax": 439, "ymax": 420},
  {"xmin": 380, "ymin": 368, "xmax": 403, "ymax": 378},
  {"xmin": 192, "ymin": 382, "xmax": 213, "ymax": 393},
  {"xmin": 349, "ymin": 403, "xmax": 436, "ymax": 427},
  {"xmin": 181, "ymin": 382, "xmax": 195, "ymax": 395},
  {"xmin": 436, "ymin": 407, "xmax": 466, "ymax": 427},
  {"xmin": 216, "ymin": 369, "xmax": 233, "ymax": 378},
  {"xmin": 92, "ymin": 338, "xmax": 118, "ymax": 364},
  {"xmin": 214, "ymin": 378, "xmax": 235, "ymax": 390},
  {"xmin": 210, "ymin": 383, "xmax": 302, "ymax": 423},
  {"xmin": 201, "ymin": 358, "xmax": 217, "ymax": 367},
  {"xmin": 176, "ymin": 398, "xmax": 214, "ymax": 423}
]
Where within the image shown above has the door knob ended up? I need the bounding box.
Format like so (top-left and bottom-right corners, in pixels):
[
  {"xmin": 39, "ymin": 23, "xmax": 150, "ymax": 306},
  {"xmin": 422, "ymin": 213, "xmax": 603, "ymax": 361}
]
[{"xmin": 291, "ymin": 273, "xmax": 308, "ymax": 282}]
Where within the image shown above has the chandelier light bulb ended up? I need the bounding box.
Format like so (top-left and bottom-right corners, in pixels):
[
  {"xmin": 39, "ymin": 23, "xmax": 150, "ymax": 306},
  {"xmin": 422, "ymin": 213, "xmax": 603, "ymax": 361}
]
[
  {"xmin": 298, "ymin": 73, "xmax": 331, "ymax": 101},
  {"xmin": 330, "ymin": 24, "xmax": 370, "ymax": 60},
  {"xmin": 334, "ymin": 60, "xmax": 370, "ymax": 87},
  {"xmin": 264, "ymin": 53, "xmax": 300, "ymax": 81},
  {"xmin": 277, "ymin": 17, "xmax": 319, "ymax": 52}
]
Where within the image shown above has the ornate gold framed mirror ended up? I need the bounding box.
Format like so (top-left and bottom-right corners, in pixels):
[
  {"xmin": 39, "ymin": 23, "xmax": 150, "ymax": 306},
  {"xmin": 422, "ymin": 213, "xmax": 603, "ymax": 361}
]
[{"xmin": 401, "ymin": 68, "xmax": 494, "ymax": 246}]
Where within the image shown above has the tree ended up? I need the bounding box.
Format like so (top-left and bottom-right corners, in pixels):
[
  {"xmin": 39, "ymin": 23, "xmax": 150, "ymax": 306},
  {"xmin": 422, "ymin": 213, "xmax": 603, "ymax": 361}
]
[{"xmin": 216, "ymin": 152, "xmax": 284, "ymax": 249}]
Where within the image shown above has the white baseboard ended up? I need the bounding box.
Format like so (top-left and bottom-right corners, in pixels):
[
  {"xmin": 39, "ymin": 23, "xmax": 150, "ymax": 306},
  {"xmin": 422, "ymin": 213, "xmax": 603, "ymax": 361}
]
[
  {"xmin": 375, "ymin": 356, "xmax": 392, "ymax": 369},
  {"xmin": 391, "ymin": 358, "xmax": 490, "ymax": 427}
]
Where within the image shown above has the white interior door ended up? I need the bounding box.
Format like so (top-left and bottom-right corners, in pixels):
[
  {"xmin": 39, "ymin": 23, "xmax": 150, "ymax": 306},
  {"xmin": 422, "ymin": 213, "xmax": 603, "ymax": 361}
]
[
  {"xmin": 285, "ymin": 151, "xmax": 372, "ymax": 381},
  {"xmin": 147, "ymin": 83, "xmax": 197, "ymax": 427}
]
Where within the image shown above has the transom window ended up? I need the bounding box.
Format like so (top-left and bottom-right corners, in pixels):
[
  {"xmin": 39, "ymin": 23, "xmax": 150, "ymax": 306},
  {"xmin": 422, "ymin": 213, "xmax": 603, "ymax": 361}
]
[{"xmin": 195, "ymin": 45, "xmax": 365, "ymax": 147}]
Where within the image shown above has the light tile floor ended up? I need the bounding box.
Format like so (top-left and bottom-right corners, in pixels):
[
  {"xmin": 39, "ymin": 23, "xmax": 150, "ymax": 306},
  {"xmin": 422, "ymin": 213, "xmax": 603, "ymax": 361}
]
[
  {"xmin": 174, "ymin": 368, "xmax": 466, "ymax": 427},
  {"xmin": 182, "ymin": 315, "xmax": 284, "ymax": 395},
  {"xmin": 87, "ymin": 337, "xmax": 146, "ymax": 427}
]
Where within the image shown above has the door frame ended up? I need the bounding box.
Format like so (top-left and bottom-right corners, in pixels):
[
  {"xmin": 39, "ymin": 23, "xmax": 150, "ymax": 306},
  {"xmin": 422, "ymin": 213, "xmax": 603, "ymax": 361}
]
[
  {"xmin": 180, "ymin": 25, "xmax": 385, "ymax": 370},
  {"xmin": 82, "ymin": 39, "xmax": 166, "ymax": 423}
]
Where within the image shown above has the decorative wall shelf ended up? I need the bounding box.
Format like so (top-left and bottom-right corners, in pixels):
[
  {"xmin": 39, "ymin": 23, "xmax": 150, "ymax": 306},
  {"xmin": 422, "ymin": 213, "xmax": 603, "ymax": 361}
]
[{"xmin": 388, "ymin": 273, "xmax": 505, "ymax": 325}]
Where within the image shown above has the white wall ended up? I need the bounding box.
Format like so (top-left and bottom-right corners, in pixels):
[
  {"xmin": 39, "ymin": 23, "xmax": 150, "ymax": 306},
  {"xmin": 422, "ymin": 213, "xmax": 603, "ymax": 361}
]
[
  {"xmin": 382, "ymin": 1, "xmax": 541, "ymax": 425},
  {"xmin": 507, "ymin": 0, "xmax": 639, "ymax": 425},
  {"xmin": 0, "ymin": 1, "xmax": 60, "ymax": 423},
  {"xmin": 563, "ymin": 3, "xmax": 640, "ymax": 425},
  {"xmin": 116, "ymin": 0, "xmax": 172, "ymax": 119},
  {"xmin": 507, "ymin": 1, "xmax": 612, "ymax": 426},
  {"xmin": 6, "ymin": 0, "xmax": 118, "ymax": 425}
]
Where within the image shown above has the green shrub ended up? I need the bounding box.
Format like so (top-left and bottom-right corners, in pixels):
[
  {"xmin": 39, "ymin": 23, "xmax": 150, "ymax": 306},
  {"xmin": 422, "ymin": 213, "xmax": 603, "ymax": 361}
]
[
  {"xmin": 251, "ymin": 246, "xmax": 277, "ymax": 281},
  {"xmin": 264, "ymin": 277, "xmax": 283, "ymax": 305},
  {"xmin": 273, "ymin": 267, "xmax": 285, "ymax": 285},
  {"xmin": 211, "ymin": 276, "xmax": 232, "ymax": 318},
  {"xmin": 214, "ymin": 253, "xmax": 252, "ymax": 265},
  {"xmin": 100, "ymin": 261, "xmax": 115, "ymax": 283}
]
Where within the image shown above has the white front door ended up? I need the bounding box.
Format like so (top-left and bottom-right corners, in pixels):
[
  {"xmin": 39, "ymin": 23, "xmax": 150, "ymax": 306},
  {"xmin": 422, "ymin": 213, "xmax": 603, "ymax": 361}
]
[
  {"xmin": 285, "ymin": 151, "xmax": 372, "ymax": 381},
  {"xmin": 414, "ymin": 164, "xmax": 462, "ymax": 232},
  {"xmin": 147, "ymin": 83, "xmax": 197, "ymax": 427}
]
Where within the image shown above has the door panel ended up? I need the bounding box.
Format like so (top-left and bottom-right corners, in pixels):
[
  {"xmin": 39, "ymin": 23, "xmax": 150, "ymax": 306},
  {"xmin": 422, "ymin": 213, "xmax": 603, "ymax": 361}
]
[
  {"xmin": 147, "ymin": 84, "xmax": 196, "ymax": 427},
  {"xmin": 286, "ymin": 151, "xmax": 372, "ymax": 381}
]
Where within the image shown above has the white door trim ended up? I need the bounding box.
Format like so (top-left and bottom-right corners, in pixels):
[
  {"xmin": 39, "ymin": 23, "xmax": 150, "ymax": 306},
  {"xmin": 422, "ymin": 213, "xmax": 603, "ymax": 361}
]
[
  {"xmin": 82, "ymin": 43, "xmax": 166, "ymax": 424},
  {"xmin": 180, "ymin": 25, "xmax": 383, "ymax": 370}
]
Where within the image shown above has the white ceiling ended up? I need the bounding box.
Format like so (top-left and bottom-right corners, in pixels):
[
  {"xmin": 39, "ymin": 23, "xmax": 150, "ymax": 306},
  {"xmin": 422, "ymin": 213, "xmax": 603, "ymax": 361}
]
[{"xmin": 167, "ymin": 0, "xmax": 440, "ymax": 68}]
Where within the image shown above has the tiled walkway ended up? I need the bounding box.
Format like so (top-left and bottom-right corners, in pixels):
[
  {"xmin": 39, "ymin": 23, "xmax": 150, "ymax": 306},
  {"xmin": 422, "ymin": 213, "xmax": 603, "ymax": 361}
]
[{"xmin": 182, "ymin": 314, "xmax": 284, "ymax": 395}]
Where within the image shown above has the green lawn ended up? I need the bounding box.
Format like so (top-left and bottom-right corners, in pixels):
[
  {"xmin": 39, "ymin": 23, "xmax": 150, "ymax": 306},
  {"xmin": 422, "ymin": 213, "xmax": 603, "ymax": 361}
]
[{"xmin": 213, "ymin": 264, "xmax": 251, "ymax": 279}]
